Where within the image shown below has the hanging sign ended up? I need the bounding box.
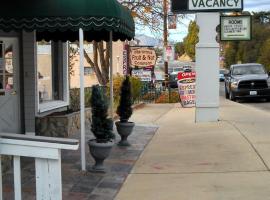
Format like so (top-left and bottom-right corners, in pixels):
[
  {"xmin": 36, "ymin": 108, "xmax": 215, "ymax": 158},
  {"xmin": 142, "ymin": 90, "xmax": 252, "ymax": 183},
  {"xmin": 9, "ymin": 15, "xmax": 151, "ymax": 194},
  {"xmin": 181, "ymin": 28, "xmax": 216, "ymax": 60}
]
[
  {"xmin": 188, "ymin": 0, "xmax": 243, "ymax": 11},
  {"xmin": 221, "ymin": 15, "xmax": 251, "ymax": 41},
  {"xmin": 130, "ymin": 47, "xmax": 157, "ymax": 68},
  {"xmin": 168, "ymin": 15, "xmax": 177, "ymax": 29},
  {"xmin": 123, "ymin": 49, "xmax": 128, "ymax": 75},
  {"xmin": 177, "ymin": 72, "xmax": 196, "ymax": 108},
  {"xmin": 164, "ymin": 46, "xmax": 175, "ymax": 61}
]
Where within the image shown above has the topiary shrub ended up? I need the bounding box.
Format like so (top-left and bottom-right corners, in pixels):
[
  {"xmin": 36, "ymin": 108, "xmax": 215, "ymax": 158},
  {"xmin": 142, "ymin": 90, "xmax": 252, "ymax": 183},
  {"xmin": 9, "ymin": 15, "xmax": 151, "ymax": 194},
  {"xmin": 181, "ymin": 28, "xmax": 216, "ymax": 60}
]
[
  {"xmin": 91, "ymin": 85, "xmax": 114, "ymax": 143},
  {"xmin": 117, "ymin": 76, "xmax": 133, "ymax": 122}
]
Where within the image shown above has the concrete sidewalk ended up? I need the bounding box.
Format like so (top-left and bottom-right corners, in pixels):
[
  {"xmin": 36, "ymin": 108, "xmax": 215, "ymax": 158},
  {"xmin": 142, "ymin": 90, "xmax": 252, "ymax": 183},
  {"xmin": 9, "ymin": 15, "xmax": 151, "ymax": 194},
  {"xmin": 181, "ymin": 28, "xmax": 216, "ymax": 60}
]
[{"xmin": 115, "ymin": 98, "xmax": 270, "ymax": 200}]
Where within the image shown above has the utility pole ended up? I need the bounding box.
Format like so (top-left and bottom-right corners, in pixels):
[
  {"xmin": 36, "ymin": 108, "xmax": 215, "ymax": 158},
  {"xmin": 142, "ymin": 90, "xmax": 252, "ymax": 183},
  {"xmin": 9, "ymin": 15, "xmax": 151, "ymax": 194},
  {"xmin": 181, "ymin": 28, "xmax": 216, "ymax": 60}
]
[
  {"xmin": 163, "ymin": 0, "xmax": 171, "ymax": 102},
  {"xmin": 163, "ymin": 0, "xmax": 168, "ymax": 88}
]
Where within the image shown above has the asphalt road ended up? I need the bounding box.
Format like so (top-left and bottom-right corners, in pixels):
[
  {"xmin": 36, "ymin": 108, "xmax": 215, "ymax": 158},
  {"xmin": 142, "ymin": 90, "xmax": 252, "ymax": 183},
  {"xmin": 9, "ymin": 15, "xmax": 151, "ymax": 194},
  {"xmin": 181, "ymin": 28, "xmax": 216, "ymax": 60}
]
[{"xmin": 219, "ymin": 81, "xmax": 270, "ymax": 112}]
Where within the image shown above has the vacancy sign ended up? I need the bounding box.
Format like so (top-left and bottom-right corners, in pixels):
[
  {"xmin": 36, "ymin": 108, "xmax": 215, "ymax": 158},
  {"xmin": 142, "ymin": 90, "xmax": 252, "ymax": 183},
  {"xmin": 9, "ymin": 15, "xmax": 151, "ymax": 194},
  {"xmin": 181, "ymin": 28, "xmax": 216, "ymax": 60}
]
[
  {"xmin": 188, "ymin": 0, "xmax": 243, "ymax": 11},
  {"xmin": 177, "ymin": 72, "xmax": 196, "ymax": 108},
  {"xmin": 221, "ymin": 16, "xmax": 251, "ymax": 41}
]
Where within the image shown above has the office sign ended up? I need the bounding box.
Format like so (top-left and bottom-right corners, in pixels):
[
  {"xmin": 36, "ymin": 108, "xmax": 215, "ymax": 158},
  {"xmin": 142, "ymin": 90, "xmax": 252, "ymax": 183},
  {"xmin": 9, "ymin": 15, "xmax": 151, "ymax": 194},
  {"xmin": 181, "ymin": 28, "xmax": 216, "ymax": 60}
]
[
  {"xmin": 221, "ymin": 15, "xmax": 251, "ymax": 41},
  {"xmin": 130, "ymin": 47, "xmax": 157, "ymax": 68},
  {"xmin": 177, "ymin": 72, "xmax": 196, "ymax": 108}
]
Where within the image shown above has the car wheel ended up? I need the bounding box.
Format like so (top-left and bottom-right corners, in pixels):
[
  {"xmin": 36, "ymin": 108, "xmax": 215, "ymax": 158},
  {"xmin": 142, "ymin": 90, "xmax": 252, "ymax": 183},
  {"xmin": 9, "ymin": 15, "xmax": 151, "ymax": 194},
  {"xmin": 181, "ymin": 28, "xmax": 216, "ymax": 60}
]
[{"xmin": 229, "ymin": 91, "xmax": 235, "ymax": 101}]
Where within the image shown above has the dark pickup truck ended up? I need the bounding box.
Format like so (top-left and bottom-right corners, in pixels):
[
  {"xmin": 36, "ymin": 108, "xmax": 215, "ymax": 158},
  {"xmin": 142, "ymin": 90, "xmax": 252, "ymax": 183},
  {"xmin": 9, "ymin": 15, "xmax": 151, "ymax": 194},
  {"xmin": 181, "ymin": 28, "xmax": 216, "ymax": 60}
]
[{"xmin": 225, "ymin": 63, "xmax": 270, "ymax": 101}]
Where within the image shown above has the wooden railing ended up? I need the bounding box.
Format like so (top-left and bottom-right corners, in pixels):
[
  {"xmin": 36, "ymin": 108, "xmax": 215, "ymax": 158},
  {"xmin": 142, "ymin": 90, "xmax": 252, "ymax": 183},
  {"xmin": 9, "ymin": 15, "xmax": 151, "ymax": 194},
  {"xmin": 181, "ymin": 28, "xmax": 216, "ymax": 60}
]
[{"xmin": 0, "ymin": 133, "xmax": 79, "ymax": 200}]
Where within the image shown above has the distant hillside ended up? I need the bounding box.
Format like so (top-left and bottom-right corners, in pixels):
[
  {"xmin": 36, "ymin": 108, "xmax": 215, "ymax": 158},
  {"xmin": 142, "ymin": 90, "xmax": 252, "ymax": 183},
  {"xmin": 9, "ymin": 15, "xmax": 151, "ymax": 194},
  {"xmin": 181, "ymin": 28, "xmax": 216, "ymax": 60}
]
[{"xmin": 135, "ymin": 34, "xmax": 162, "ymax": 47}]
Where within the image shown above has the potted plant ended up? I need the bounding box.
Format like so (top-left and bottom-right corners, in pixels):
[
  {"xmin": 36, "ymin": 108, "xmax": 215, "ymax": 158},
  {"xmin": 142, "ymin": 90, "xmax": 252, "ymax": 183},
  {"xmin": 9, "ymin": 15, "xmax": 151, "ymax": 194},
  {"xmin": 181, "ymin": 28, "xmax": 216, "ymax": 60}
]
[
  {"xmin": 88, "ymin": 85, "xmax": 115, "ymax": 172},
  {"xmin": 115, "ymin": 76, "xmax": 135, "ymax": 146}
]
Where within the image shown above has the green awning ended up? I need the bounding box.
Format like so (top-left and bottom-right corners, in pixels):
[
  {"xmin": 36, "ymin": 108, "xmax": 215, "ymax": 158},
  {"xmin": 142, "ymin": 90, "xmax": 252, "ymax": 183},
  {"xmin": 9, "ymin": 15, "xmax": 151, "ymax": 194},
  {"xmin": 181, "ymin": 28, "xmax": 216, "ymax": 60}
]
[{"xmin": 0, "ymin": 0, "xmax": 135, "ymax": 41}]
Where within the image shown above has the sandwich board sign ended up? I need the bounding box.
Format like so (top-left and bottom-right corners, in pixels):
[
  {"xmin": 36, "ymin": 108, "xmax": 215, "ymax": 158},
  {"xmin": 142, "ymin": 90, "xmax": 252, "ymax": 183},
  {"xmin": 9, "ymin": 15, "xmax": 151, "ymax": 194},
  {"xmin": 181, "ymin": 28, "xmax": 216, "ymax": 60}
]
[
  {"xmin": 220, "ymin": 15, "xmax": 251, "ymax": 41},
  {"xmin": 171, "ymin": 0, "xmax": 243, "ymax": 13},
  {"xmin": 177, "ymin": 72, "xmax": 196, "ymax": 108}
]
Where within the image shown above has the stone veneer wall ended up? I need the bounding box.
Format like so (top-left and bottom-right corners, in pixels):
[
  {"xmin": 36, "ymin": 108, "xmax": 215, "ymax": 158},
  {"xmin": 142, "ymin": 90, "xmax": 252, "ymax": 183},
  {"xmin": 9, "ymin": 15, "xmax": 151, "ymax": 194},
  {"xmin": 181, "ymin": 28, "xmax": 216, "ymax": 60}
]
[
  {"xmin": 1, "ymin": 156, "xmax": 12, "ymax": 174},
  {"xmin": 36, "ymin": 108, "xmax": 92, "ymax": 138}
]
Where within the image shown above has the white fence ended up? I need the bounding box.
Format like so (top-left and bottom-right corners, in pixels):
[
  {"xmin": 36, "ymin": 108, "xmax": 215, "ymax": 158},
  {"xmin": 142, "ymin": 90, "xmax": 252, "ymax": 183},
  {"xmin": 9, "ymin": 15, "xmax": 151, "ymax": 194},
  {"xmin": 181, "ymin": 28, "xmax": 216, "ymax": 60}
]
[{"xmin": 0, "ymin": 133, "xmax": 79, "ymax": 200}]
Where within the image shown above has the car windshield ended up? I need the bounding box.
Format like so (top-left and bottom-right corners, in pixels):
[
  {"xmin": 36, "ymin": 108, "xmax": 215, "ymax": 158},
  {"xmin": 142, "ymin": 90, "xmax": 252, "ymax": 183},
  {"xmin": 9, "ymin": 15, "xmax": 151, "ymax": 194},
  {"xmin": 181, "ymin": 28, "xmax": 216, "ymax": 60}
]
[{"xmin": 232, "ymin": 65, "xmax": 266, "ymax": 75}]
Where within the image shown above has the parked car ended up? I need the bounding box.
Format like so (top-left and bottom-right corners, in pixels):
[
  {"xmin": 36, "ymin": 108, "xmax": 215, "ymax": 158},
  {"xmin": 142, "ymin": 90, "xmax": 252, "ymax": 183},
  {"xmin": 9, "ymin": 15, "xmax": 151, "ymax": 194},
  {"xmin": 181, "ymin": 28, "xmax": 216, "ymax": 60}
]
[
  {"xmin": 183, "ymin": 65, "xmax": 192, "ymax": 72},
  {"xmin": 219, "ymin": 69, "xmax": 228, "ymax": 82},
  {"xmin": 168, "ymin": 72, "xmax": 179, "ymax": 88},
  {"xmin": 224, "ymin": 63, "xmax": 270, "ymax": 101}
]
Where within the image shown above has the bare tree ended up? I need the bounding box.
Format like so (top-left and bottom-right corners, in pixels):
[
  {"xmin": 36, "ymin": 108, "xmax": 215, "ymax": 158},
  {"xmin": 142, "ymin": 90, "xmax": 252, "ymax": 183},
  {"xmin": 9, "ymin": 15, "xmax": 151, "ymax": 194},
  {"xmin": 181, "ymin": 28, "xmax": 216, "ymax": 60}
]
[{"xmin": 71, "ymin": 0, "xmax": 184, "ymax": 85}]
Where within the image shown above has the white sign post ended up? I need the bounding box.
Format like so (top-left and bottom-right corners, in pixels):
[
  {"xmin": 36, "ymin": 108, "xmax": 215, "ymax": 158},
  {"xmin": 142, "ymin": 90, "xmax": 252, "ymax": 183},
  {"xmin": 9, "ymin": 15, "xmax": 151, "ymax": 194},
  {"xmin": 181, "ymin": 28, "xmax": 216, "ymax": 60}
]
[
  {"xmin": 171, "ymin": 0, "xmax": 244, "ymax": 122},
  {"xmin": 195, "ymin": 12, "xmax": 220, "ymax": 122}
]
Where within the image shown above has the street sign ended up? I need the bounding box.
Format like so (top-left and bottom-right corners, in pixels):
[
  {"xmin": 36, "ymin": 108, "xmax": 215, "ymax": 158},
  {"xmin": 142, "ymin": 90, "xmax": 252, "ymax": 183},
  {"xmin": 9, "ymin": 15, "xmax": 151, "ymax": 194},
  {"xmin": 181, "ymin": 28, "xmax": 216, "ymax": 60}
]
[
  {"xmin": 220, "ymin": 15, "xmax": 251, "ymax": 41},
  {"xmin": 171, "ymin": 0, "xmax": 243, "ymax": 13}
]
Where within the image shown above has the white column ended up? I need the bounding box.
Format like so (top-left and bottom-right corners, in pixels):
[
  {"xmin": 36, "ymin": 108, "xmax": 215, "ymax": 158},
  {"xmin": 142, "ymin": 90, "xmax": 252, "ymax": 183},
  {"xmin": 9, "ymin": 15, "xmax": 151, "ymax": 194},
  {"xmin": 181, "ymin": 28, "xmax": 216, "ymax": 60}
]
[
  {"xmin": 109, "ymin": 32, "xmax": 114, "ymax": 119},
  {"xmin": 79, "ymin": 28, "xmax": 86, "ymax": 171},
  {"xmin": 195, "ymin": 12, "xmax": 220, "ymax": 122}
]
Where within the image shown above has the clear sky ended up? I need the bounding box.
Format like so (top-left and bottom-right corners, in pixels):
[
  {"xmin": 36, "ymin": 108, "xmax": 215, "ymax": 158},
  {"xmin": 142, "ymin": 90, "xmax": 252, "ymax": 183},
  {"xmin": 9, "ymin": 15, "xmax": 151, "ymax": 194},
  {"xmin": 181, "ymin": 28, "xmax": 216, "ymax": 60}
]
[{"xmin": 138, "ymin": 0, "xmax": 270, "ymax": 43}]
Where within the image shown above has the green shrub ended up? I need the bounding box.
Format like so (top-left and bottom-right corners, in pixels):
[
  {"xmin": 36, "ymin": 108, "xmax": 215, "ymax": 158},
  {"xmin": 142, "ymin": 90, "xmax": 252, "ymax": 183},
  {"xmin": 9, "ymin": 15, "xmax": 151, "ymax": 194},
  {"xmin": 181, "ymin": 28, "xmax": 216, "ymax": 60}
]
[
  {"xmin": 69, "ymin": 87, "xmax": 92, "ymax": 112},
  {"xmin": 155, "ymin": 91, "xmax": 180, "ymax": 104},
  {"xmin": 130, "ymin": 76, "xmax": 142, "ymax": 103},
  {"xmin": 107, "ymin": 75, "xmax": 142, "ymax": 107},
  {"xmin": 91, "ymin": 85, "xmax": 114, "ymax": 142},
  {"xmin": 117, "ymin": 76, "xmax": 133, "ymax": 122}
]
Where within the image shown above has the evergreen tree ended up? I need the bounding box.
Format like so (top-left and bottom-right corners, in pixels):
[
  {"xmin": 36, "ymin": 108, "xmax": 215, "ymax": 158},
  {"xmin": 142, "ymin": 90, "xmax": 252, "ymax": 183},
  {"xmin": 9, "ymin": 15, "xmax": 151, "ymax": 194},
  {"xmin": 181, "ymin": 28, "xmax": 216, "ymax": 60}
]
[
  {"xmin": 91, "ymin": 85, "xmax": 114, "ymax": 142},
  {"xmin": 258, "ymin": 38, "xmax": 270, "ymax": 72},
  {"xmin": 175, "ymin": 42, "xmax": 185, "ymax": 57},
  {"xmin": 183, "ymin": 21, "xmax": 199, "ymax": 61},
  {"xmin": 117, "ymin": 76, "xmax": 133, "ymax": 122}
]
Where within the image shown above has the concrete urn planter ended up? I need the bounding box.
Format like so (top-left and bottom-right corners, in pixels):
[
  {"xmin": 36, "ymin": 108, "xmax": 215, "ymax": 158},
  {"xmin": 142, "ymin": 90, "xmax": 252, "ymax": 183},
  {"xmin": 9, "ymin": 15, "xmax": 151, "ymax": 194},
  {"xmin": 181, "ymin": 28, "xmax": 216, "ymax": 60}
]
[
  {"xmin": 115, "ymin": 121, "xmax": 135, "ymax": 146},
  {"xmin": 88, "ymin": 139, "xmax": 114, "ymax": 173}
]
